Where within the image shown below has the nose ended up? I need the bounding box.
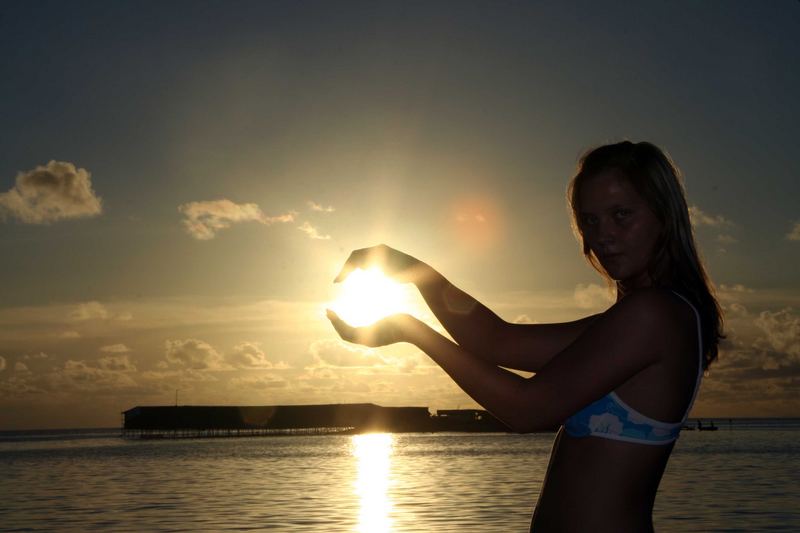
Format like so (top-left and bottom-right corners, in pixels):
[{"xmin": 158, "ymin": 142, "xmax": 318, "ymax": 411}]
[{"xmin": 594, "ymin": 217, "xmax": 617, "ymax": 248}]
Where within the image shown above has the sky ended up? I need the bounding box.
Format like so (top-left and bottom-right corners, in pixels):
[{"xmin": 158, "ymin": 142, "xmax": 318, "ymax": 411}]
[{"xmin": 1, "ymin": 0, "xmax": 799, "ymax": 429}]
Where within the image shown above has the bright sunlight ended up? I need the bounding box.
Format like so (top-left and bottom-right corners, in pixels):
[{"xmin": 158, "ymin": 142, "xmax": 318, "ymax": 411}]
[{"xmin": 330, "ymin": 268, "xmax": 417, "ymax": 327}]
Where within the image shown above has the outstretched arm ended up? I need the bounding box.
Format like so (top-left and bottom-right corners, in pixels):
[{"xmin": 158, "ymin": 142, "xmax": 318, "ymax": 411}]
[
  {"xmin": 335, "ymin": 244, "xmax": 599, "ymax": 372},
  {"xmin": 415, "ymin": 271, "xmax": 601, "ymax": 372},
  {"xmin": 329, "ymin": 290, "xmax": 671, "ymax": 432}
]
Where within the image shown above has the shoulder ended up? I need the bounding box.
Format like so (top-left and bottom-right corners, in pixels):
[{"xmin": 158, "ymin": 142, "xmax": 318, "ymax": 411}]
[{"xmin": 604, "ymin": 288, "xmax": 693, "ymax": 342}]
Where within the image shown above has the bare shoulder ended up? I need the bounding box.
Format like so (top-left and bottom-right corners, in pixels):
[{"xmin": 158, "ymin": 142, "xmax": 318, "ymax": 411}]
[
  {"xmin": 528, "ymin": 288, "xmax": 695, "ymax": 426},
  {"xmin": 604, "ymin": 288, "xmax": 695, "ymax": 345}
]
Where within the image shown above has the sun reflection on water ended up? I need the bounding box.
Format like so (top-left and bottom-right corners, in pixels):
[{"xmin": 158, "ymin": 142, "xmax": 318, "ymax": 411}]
[{"xmin": 352, "ymin": 433, "xmax": 394, "ymax": 533}]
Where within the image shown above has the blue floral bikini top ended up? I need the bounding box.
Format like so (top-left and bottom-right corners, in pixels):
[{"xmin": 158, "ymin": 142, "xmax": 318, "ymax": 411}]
[{"xmin": 563, "ymin": 292, "xmax": 703, "ymax": 446}]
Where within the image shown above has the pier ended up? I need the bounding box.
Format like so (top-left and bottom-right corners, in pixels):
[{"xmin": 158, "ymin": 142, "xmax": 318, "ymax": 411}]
[{"xmin": 122, "ymin": 403, "xmax": 513, "ymax": 438}]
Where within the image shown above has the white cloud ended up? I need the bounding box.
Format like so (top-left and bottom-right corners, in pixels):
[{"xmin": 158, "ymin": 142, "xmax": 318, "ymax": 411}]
[
  {"xmin": 513, "ymin": 314, "xmax": 534, "ymax": 324},
  {"xmin": 308, "ymin": 339, "xmax": 382, "ymax": 367},
  {"xmin": 68, "ymin": 301, "xmax": 130, "ymax": 321},
  {"xmin": 226, "ymin": 342, "xmax": 283, "ymax": 368},
  {"xmin": 0, "ymin": 161, "xmax": 102, "ymax": 224},
  {"xmin": 22, "ymin": 352, "xmax": 48, "ymax": 360},
  {"xmin": 574, "ymin": 283, "xmax": 614, "ymax": 309},
  {"xmin": 178, "ymin": 198, "xmax": 295, "ymax": 240},
  {"xmin": 689, "ymin": 206, "xmax": 734, "ymax": 228},
  {"xmin": 15, "ymin": 362, "xmax": 29, "ymax": 372},
  {"xmin": 719, "ymin": 283, "xmax": 754, "ymax": 293},
  {"xmin": 716, "ymin": 234, "xmax": 738, "ymax": 244},
  {"xmin": 754, "ymin": 308, "xmax": 800, "ymax": 361},
  {"xmin": 100, "ymin": 344, "xmax": 131, "ymax": 354},
  {"xmin": 787, "ymin": 222, "xmax": 800, "ymax": 241},
  {"xmin": 52, "ymin": 359, "xmax": 139, "ymax": 393},
  {"xmin": 297, "ymin": 221, "xmax": 330, "ymax": 240},
  {"xmin": 307, "ymin": 201, "xmax": 335, "ymax": 213},
  {"xmin": 69, "ymin": 301, "xmax": 110, "ymax": 321},
  {"xmin": 98, "ymin": 354, "xmax": 136, "ymax": 371},
  {"xmin": 165, "ymin": 338, "xmax": 223, "ymax": 370},
  {"xmin": 0, "ymin": 356, "xmax": 5, "ymax": 372},
  {"xmin": 230, "ymin": 375, "xmax": 287, "ymax": 389}
]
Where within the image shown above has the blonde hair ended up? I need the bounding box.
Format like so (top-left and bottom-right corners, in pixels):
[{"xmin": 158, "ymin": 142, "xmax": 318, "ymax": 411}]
[{"xmin": 568, "ymin": 141, "xmax": 722, "ymax": 368}]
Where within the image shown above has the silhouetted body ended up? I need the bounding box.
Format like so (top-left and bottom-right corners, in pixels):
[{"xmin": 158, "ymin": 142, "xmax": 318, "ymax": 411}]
[{"xmin": 328, "ymin": 141, "xmax": 723, "ymax": 532}]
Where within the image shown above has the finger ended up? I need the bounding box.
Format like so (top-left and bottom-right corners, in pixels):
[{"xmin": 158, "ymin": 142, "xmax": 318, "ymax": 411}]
[
  {"xmin": 333, "ymin": 249, "xmax": 368, "ymax": 283},
  {"xmin": 326, "ymin": 309, "xmax": 357, "ymax": 341},
  {"xmin": 333, "ymin": 253, "xmax": 355, "ymax": 283}
]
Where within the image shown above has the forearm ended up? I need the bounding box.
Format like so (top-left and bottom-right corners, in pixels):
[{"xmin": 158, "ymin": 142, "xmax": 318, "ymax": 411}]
[
  {"xmin": 403, "ymin": 315, "xmax": 552, "ymax": 433},
  {"xmin": 414, "ymin": 265, "xmax": 505, "ymax": 359}
]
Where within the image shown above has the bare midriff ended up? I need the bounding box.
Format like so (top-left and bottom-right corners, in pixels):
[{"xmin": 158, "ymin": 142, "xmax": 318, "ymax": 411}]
[{"xmin": 530, "ymin": 428, "xmax": 674, "ymax": 533}]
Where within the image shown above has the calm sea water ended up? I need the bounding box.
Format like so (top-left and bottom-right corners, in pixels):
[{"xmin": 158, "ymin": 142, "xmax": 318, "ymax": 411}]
[{"xmin": 1, "ymin": 420, "xmax": 798, "ymax": 532}]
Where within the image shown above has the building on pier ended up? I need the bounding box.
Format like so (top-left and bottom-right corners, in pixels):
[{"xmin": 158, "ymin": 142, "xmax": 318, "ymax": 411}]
[{"xmin": 122, "ymin": 403, "xmax": 513, "ymax": 438}]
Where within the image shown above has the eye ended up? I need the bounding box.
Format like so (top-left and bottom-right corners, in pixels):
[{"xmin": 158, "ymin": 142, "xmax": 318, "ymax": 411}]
[
  {"xmin": 581, "ymin": 214, "xmax": 598, "ymax": 227},
  {"xmin": 613, "ymin": 208, "xmax": 633, "ymax": 221}
]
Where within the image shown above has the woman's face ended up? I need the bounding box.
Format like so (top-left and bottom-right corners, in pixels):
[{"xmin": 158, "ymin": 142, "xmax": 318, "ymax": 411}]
[{"xmin": 576, "ymin": 171, "xmax": 663, "ymax": 291}]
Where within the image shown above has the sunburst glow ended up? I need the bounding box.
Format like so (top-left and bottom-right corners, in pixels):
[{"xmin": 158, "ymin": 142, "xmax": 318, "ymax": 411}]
[
  {"xmin": 352, "ymin": 433, "xmax": 394, "ymax": 533},
  {"xmin": 330, "ymin": 268, "xmax": 416, "ymax": 327}
]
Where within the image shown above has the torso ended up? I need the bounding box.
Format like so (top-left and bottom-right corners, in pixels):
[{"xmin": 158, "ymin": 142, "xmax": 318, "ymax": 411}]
[{"xmin": 530, "ymin": 290, "xmax": 701, "ymax": 532}]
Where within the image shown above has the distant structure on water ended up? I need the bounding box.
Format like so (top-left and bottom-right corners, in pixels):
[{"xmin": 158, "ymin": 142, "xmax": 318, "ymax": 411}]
[{"xmin": 122, "ymin": 403, "xmax": 514, "ymax": 439}]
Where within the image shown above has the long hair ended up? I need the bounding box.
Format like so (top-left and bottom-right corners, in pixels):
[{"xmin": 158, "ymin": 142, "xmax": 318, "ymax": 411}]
[{"xmin": 567, "ymin": 141, "xmax": 722, "ymax": 369}]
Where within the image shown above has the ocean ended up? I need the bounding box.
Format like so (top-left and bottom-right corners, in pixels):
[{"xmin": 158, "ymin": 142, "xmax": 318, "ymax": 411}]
[{"xmin": 1, "ymin": 419, "xmax": 798, "ymax": 532}]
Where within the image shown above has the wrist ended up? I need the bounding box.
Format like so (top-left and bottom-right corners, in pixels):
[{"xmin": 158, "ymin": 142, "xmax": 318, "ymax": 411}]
[
  {"xmin": 395, "ymin": 313, "xmax": 424, "ymax": 344},
  {"xmin": 413, "ymin": 261, "xmax": 443, "ymax": 290}
]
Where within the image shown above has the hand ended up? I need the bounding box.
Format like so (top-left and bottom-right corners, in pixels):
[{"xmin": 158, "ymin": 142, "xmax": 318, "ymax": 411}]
[
  {"xmin": 327, "ymin": 309, "xmax": 413, "ymax": 347},
  {"xmin": 333, "ymin": 244, "xmax": 428, "ymax": 284}
]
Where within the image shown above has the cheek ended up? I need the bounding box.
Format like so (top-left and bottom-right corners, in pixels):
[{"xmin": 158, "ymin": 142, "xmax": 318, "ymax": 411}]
[{"xmin": 634, "ymin": 221, "xmax": 663, "ymax": 255}]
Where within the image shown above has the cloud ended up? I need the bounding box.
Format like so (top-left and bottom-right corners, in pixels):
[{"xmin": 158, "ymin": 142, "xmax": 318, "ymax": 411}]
[
  {"xmin": 0, "ymin": 356, "xmax": 5, "ymax": 372},
  {"xmin": 67, "ymin": 301, "xmax": 132, "ymax": 322},
  {"xmin": 165, "ymin": 338, "xmax": 223, "ymax": 370},
  {"xmin": 716, "ymin": 234, "xmax": 738, "ymax": 244},
  {"xmin": 0, "ymin": 161, "xmax": 102, "ymax": 224},
  {"xmin": 100, "ymin": 343, "xmax": 130, "ymax": 353},
  {"xmin": 230, "ymin": 375, "xmax": 287, "ymax": 389},
  {"xmin": 689, "ymin": 206, "xmax": 734, "ymax": 228},
  {"xmin": 719, "ymin": 283, "xmax": 754, "ymax": 294},
  {"xmin": 226, "ymin": 342, "xmax": 285, "ymax": 368},
  {"xmin": 513, "ymin": 314, "xmax": 534, "ymax": 324},
  {"xmin": 50, "ymin": 359, "xmax": 138, "ymax": 393},
  {"xmin": 98, "ymin": 354, "xmax": 137, "ymax": 371},
  {"xmin": 308, "ymin": 339, "xmax": 382, "ymax": 367},
  {"xmin": 787, "ymin": 222, "xmax": 800, "ymax": 241},
  {"xmin": 178, "ymin": 198, "xmax": 296, "ymax": 240},
  {"xmin": 297, "ymin": 221, "xmax": 330, "ymax": 240},
  {"xmin": 307, "ymin": 201, "xmax": 335, "ymax": 213},
  {"xmin": 15, "ymin": 362, "xmax": 29, "ymax": 372},
  {"xmin": 753, "ymin": 308, "xmax": 800, "ymax": 361},
  {"xmin": 22, "ymin": 352, "xmax": 48, "ymax": 360},
  {"xmin": 574, "ymin": 283, "xmax": 614, "ymax": 309}
]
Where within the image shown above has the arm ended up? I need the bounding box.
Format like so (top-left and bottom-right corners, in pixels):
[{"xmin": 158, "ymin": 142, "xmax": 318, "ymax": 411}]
[
  {"xmin": 335, "ymin": 244, "xmax": 599, "ymax": 372},
  {"xmin": 416, "ymin": 270, "xmax": 601, "ymax": 372},
  {"xmin": 329, "ymin": 289, "xmax": 672, "ymax": 433}
]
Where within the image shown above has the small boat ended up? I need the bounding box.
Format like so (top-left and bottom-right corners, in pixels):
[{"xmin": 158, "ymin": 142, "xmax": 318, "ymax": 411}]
[{"xmin": 696, "ymin": 420, "xmax": 718, "ymax": 431}]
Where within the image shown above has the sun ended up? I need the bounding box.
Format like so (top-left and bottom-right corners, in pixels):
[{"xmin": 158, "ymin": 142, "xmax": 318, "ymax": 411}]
[{"xmin": 329, "ymin": 267, "xmax": 416, "ymax": 327}]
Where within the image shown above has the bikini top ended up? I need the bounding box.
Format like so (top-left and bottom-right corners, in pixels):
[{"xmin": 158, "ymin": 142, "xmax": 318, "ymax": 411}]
[{"xmin": 563, "ymin": 291, "xmax": 704, "ymax": 446}]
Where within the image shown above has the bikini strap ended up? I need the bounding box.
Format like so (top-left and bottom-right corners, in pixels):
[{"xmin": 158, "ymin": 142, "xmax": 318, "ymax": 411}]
[{"xmin": 669, "ymin": 291, "xmax": 704, "ymax": 421}]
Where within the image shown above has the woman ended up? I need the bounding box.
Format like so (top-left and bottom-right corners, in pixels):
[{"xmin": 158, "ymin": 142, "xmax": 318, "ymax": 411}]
[{"xmin": 327, "ymin": 141, "xmax": 722, "ymax": 532}]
